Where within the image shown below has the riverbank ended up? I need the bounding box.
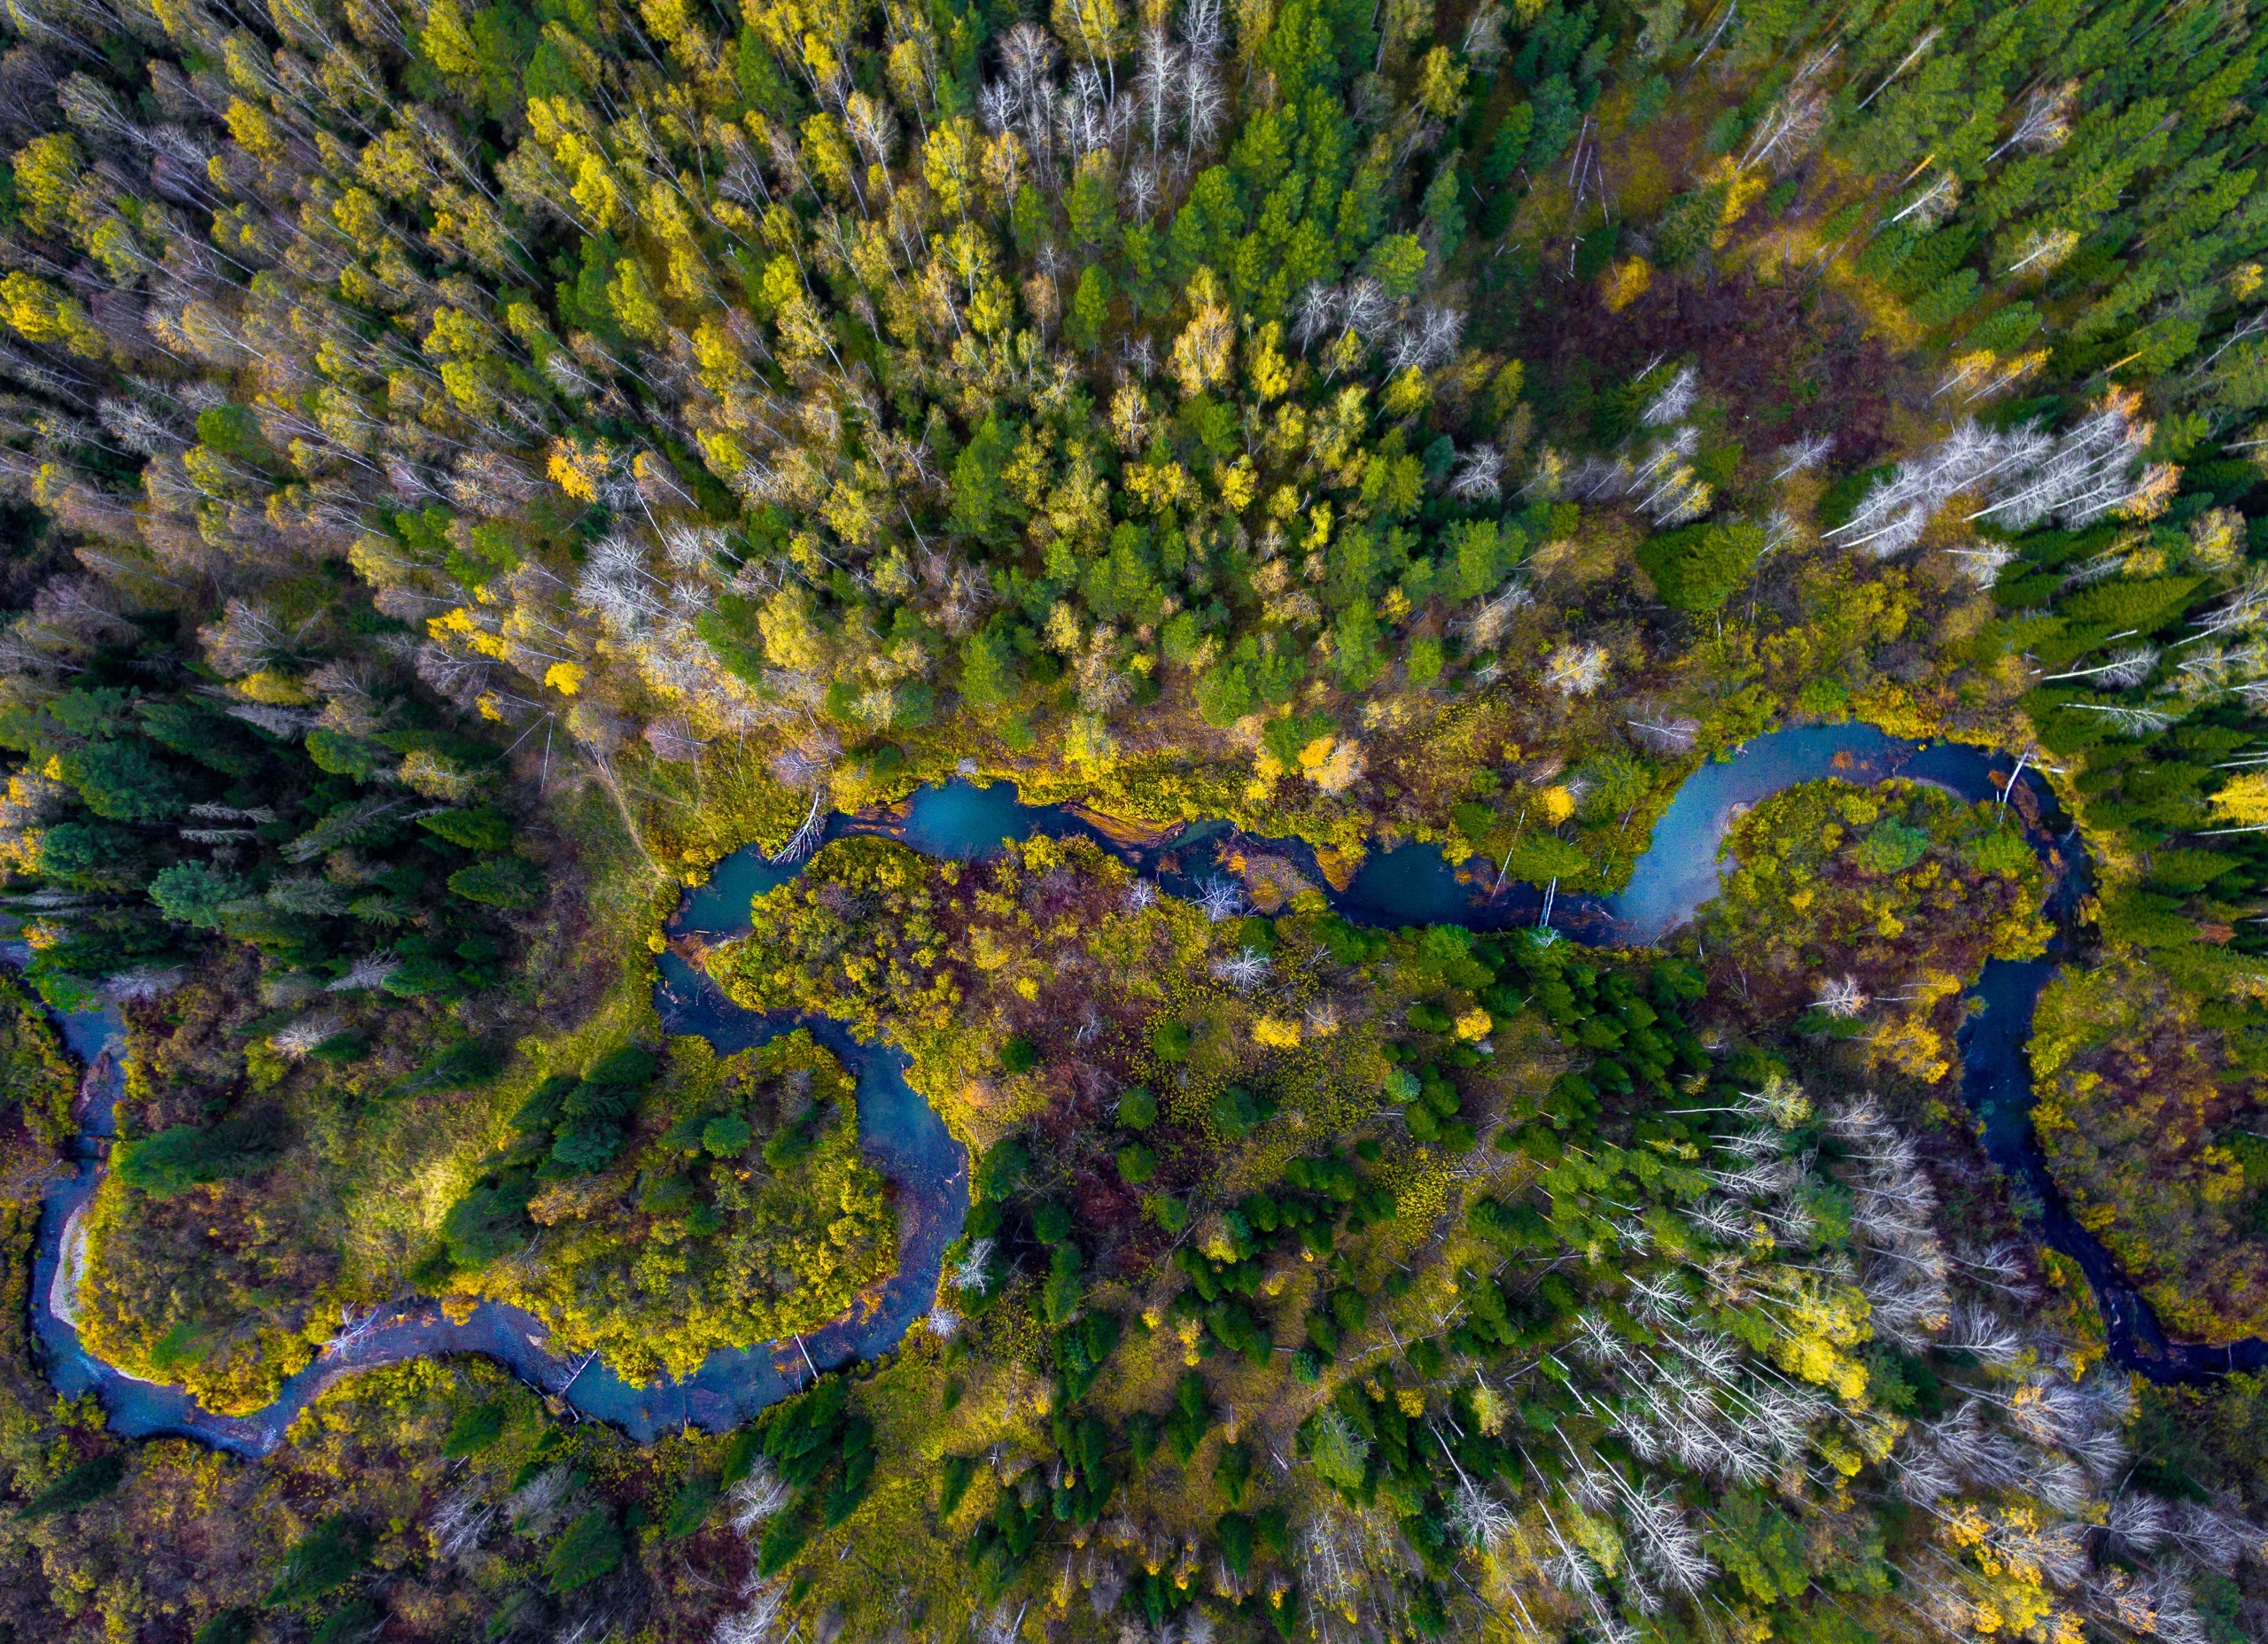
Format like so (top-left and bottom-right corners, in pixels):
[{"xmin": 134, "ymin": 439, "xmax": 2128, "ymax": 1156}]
[{"xmin": 24, "ymin": 724, "xmax": 2249, "ymax": 1454}]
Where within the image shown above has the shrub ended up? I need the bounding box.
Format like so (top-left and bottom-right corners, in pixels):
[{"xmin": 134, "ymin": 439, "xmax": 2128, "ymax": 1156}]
[
  {"xmin": 1853, "ymin": 818, "xmax": 1931, "ymax": 875},
  {"xmin": 149, "ymin": 861, "xmax": 252, "ymax": 930},
  {"xmin": 191, "ymin": 1611, "xmax": 257, "ymax": 1644},
  {"xmin": 549, "ymin": 1120, "xmax": 625, "ymax": 1173},
  {"xmin": 1637, "ymin": 520, "xmax": 1765, "ymax": 613},
  {"xmin": 1211, "ymin": 1085, "xmax": 1262, "ymax": 1137},
  {"xmin": 543, "ymin": 1506, "xmax": 623, "ymax": 1594},
  {"xmin": 432, "ymin": 1179, "xmax": 525, "ymax": 1269},
  {"xmin": 22, "ymin": 1451, "xmax": 125, "ymax": 1518},
  {"xmin": 304, "ymin": 729, "xmax": 391, "ymax": 781},
  {"xmin": 978, "ymin": 1138, "xmax": 1029, "ymax": 1198},
  {"xmin": 310, "ymin": 1598, "xmax": 382, "ymax": 1644},
  {"xmin": 115, "ymin": 1111, "xmax": 282, "ymax": 1198},
  {"xmin": 447, "ymin": 857, "xmax": 543, "ymax": 909},
  {"xmin": 267, "ymin": 1516, "xmax": 369, "ymax": 1609},
  {"xmin": 703, "ymin": 1113, "xmax": 753, "ymax": 1155},
  {"xmin": 58, "ymin": 740, "xmax": 194, "ymax": 821},
  {"xmin": 417, "ymin": 805, "xmax": 514, "ymax": 851}
]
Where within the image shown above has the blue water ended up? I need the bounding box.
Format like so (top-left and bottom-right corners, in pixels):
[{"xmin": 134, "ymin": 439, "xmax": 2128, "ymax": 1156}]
[
  {"xmin": 1601, "ymin": 725, "xmax": 1907, "ymax": 940},
  {"xmin": 0, "ymin": 940, "xmax": 123, "ymax": 1095},
  {"xmin": 1342, "ymin": 843, "xmax": 1483, "ymax": 927},
  {"xmin": 27, "ymin": 724, "xmax": 2241, "ymax": 1453},
  {"xmin": 672, "ymin": 780, "xmax": 1038, "ymax": 940},
  {"xmin": 898, "ymin": 779, "xmax": 1035, "ymax": 860},
  {"xmin": 674, "ymin": 849, "xmax": 800, "ymax": 937},
  {"xmin": 21, "ymin": 941, "xmax": 971, "ymax": 1452}
]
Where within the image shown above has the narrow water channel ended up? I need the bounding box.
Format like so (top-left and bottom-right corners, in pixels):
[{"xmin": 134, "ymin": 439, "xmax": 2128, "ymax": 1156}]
[{"xmin": 23, "ymin": 725, "xmax": 2242, "ymax": 1455}]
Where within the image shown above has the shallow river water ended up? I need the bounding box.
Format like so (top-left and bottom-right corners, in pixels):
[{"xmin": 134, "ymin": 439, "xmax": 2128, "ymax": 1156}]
[{"xmin": 23, "ymin": 725, "xmax": 2256, "ymax": 1456}]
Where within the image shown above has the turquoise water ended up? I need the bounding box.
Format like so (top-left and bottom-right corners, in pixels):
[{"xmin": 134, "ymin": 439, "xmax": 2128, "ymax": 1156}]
[
  {"xmin": 671, "ymin": 779, "xmax": 1037, "ymax": 942},
  {"xmin": 1599, "ymin": 724, "xmax": 1907, "ymax": 940},
  {"xmin": 33, "ymin": 722, "xmax": 2238, "ymax": 1451},
  {"xmin": 674, "ymin": 848, "xmax": 799, "ymax": 937},
  {"xmin": 27, "ymin": 946, "xmax": 971, "ymax": 1452},
  {"xmin": 1340, "ymin": 843, "xmax": 1480, "ymax": 927},
  {"xmin": 0, "ymin": 939, "xmax": 123, "ymax": 1093},
  {"xmin": 882, "ymin": 730, "xmax": 1949, "ymax": 945},
  {"xmin": 897, "ymin": 779, "xmax": 1035, "ymax": 861}
]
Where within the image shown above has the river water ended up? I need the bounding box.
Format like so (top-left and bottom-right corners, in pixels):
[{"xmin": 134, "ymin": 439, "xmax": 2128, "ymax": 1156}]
[{"xmin": 21, "ymin": 726, "xmax": 2253, "ymax": 1455}]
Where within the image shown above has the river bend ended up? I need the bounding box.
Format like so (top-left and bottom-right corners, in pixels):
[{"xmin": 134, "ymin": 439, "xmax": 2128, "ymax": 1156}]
[{"xmin": 23, "ymin": 725, "xmax": 2253, "ymax": 1455}]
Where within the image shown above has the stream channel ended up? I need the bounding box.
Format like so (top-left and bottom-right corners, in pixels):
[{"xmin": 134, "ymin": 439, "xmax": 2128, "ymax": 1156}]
[{"xmin": 21, "ymin": 724, "xmax": 2264, "ymax": 1458}]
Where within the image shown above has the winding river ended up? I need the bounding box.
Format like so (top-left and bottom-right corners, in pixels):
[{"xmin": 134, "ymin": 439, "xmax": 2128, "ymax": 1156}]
[{"xmin": 20, "ymin": 725, "xmax": 2262, "ymax": 1457}]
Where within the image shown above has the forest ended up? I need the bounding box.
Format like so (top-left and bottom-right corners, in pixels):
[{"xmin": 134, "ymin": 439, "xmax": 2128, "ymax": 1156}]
[{"xmin": 0, "ymin": 0, "xmax": 2264, "ymax": 1637}]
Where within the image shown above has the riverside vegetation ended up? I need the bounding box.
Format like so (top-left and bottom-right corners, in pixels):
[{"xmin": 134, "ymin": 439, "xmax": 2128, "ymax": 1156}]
[{"xmin": 0, "ymin": 0, "xmax": 2267, "ymax": 1639}]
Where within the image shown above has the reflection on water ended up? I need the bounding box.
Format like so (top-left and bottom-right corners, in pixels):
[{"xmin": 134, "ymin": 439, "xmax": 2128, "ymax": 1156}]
[
  {"xmin": 1600, "ymin": 725, "xmax": 1907, "ymax": 941},
  {"xmin": 23, "ymin": 890, "xmax": 972, "ymax": 1450},
  {"xmin": 673, "ymin": 847, "xmax": 798, "ymax": 937},
  {"xmin": 27, "ymin": 725, "xmax": 2248, "ymax": 1453},
  {"xmin": 897, "ymin": 778, "xmax": 1033, "ymax": 861}
]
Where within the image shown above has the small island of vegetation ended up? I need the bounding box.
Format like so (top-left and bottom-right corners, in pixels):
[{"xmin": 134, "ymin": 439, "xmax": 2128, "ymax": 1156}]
[{"xmin": 0, "ymin": 0, "xmax": 2264, "ymax": 1639}]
